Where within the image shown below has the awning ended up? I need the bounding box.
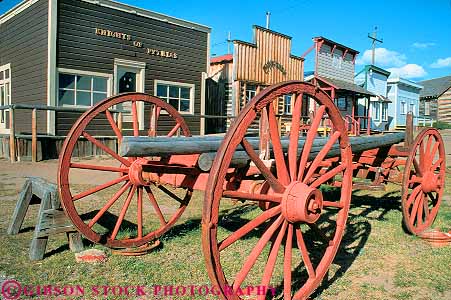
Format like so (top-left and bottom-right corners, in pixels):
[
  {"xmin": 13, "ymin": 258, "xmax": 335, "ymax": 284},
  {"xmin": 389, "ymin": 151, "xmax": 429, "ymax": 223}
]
[{"xmin": 317, "ymin": 76, "xmax": 375, "ymax": 96}]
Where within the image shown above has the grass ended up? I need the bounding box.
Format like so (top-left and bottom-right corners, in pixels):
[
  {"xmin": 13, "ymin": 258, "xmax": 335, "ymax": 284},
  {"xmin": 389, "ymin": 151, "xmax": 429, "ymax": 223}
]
[{"xmin": 0, "ymin": 172, "xmax": 450, "ymax": 300}]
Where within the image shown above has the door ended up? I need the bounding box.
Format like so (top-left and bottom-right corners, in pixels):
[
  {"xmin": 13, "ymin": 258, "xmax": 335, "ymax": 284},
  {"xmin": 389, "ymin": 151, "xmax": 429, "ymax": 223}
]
[{"xmin": 114, "ymin": 60, "xmax": 146, "ymax": 131}]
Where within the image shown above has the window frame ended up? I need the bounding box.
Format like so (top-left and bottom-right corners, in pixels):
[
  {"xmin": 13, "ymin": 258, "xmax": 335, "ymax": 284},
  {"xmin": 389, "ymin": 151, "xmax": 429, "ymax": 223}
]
[
  {"xmin": 371, "ymin": 101, "xmax": 381, "ymax": 121},
  {"xmin": 424, "ymin": 101, "xmax": 430, "ymax": 116},
  {"xmin": 409, "ymin": 102, "xmax": 415, "ymax": 115},
  {"xmin": 381, "ymin": 102, "xmax": 388, "ymax": 121},
  {"xmin": 245, "ymin": 85, "xmax": 257, "ymax": 103},
  {"xmin": 400, "ymin": 101, "xmax": 406, "ymax": 115},
  {"xmin": 0, "ymin": 63, "xmax": 11, "ymax": 129},
  {"xmin": 283, "ymin": 94, "xmax": 293, "ymax": 115},
  {"xmin": 154, "ymin": 79, "xmax": 195, "ymax": 115},
  {"xmin": 57, "ymin": 68, "xmax": 112, "ymax": 108},
  {"xmin": 336, "ymin": 97, "xmax": 347, "ymax": 111}
]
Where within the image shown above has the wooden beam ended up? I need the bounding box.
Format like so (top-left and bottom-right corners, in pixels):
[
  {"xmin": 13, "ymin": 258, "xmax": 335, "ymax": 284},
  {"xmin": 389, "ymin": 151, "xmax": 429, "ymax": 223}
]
[
  {"xmin": 32, "ymin": 108, "xmax": 37, "ymax": 162},
  {"xmin": 9, "ymin": 108, "xmax": 15, "ymax": 162}
]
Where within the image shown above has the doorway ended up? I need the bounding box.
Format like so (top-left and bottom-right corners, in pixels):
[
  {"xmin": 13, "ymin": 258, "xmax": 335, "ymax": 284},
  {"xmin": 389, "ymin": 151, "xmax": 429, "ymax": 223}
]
[{"xmin": 114, "ymin": 59, "xmax": 146, "ymax": 130}]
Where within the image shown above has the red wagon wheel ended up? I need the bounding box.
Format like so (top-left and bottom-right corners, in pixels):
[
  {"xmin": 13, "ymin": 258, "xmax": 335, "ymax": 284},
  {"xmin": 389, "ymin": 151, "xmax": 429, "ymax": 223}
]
[
  {"xmin": 58, "ymin": 93, "xmax": 191, "ymax": 248},
  {"xmin": 202, "ymin": 81, "xmax": 353, "ymax": 300},
  {"xmin": 401, "ymin": 128, "xmax": 446, "ymax": 235}
]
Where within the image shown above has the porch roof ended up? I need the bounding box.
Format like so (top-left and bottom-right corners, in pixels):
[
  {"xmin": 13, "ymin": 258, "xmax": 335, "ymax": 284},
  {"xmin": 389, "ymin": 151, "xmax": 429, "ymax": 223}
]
[{"xmin": 317, "ymin": 76, "xmax": 375, "ymax": 96}]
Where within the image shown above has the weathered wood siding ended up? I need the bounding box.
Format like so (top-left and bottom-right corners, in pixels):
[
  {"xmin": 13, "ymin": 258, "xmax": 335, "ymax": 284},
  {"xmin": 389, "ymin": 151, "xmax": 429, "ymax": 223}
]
[
  {"xmin": 56, "ymin": 0, "xmax": 208, "ymax": 135},
  {"xmin": 233, "ymin": 26, "xmax": 303, "ymax": 85},
  {"xmin": 419, "ymin": 98, "xmax": 438, "ymax": 121},
  {"xmin": 317, "ymin": 44, "xmax": 355, "ymax": 83},
  {"xmin": 438, "ymin": 87, "xmax": 451, "ymax": 123},
  {"xmin": 0, "ymin": 0, "xmax": 48, "ymax": 134}
]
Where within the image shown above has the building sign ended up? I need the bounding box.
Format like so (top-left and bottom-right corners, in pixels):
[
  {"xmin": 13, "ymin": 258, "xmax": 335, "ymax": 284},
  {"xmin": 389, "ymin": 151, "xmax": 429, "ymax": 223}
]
[
  {"xmin": 94, "ymin": 27, "xmax": 178, "ymax": 60},
  {"xmin": 263, "ymin": 60, "xmax": 287, "ymax": 75}
]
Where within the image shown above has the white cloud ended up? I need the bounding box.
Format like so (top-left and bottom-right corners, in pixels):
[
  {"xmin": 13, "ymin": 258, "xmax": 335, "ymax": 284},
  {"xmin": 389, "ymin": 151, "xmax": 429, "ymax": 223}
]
[
  {"xmin": 430, "ymin": 57, "xmax": 451, "ymax": 68},
  {"xmin": 387, "ymin": 64, "xmax": 427, "ymax": 79},
  {"xmin": 412, "ymin": 42, "xmax": 436, "ymax": 49},
  {"xmin": 356, "ymin": 48, "xmax": 406, "ymax": 67}
]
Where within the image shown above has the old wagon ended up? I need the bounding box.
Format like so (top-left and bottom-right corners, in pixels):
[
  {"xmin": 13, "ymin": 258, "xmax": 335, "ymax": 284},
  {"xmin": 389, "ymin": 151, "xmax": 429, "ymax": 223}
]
[{"xmin": 57, "ymin": 81, "xmax": 446, "ymax": 300}]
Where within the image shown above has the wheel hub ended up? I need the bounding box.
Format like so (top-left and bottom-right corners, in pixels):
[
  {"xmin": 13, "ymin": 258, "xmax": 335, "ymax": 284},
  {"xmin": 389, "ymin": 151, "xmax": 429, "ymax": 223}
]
[
  {"xmin": 421, "ymin": 171, "xmax": 439, "ymax": 193},
  {"xmin": 128, "ymin": 158, "xmax": 149, "ymax": 186},
  {"xmin": 281, "ymin": 181, "xmax": 323, "ymax": 223}
]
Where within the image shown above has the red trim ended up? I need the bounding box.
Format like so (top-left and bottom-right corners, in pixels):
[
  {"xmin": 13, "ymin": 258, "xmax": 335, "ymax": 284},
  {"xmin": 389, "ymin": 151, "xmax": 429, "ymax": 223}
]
[{"xmin": 210, "ymin": 54, "xmax": 233, "ymax": 64}]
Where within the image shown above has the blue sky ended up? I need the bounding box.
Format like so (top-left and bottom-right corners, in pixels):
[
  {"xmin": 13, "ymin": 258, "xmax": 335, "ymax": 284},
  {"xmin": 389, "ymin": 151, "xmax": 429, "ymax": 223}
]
[{"xmin": 1, "ymin": 0, "xmax": 451, "ymax": 81}]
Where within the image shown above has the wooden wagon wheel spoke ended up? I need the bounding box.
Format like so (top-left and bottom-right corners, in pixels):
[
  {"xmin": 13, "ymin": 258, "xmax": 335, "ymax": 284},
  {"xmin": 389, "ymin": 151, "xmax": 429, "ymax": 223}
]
[
  {"xmin": 232, "ymin": 215, "xmax": 284, "ymax": 292},
  {"xmin": 148, "ymin": 105, "xmax": 161, "ymax": 137},
  {"xmin": 431, "ymin": 158, "xmax": 443, "ymax": 171},
  {"xmin": 284, "ymin": 223, "xmax": 294, "ymax": 299},
  {"xmin": 59, "ymin": 93, "xmax": 192, "ymax": 249},
  {"xmin": 132, "ymin": 100, "xmax": 139, "ymax": 137},
  {"xmin": 405, "ymin": 185, "xmax": 422, "ymax": 208},
  {"xmin": 110, "ymin": 185, "xmax": 136, "ymax": 240},
  {"xmin": 144, "ymin": 186, "xmax": 167, "ymax": 226},
  {"xmin": 311, "ymin": 164, "xmax": 346, "ymax": 188},
  {"xmin": 295, "ymin": 226, "xmax": 315, "ymax": 278},
  {"xmin": 241, "ymin": 138, "xmax": 285, "ymax": 193},
  {"xmin": 167, "ymin": 123, "xmax": 181, "ymax": 137},
  {"xmin": 402, "ymin": 128, "xmax": 445, "ymax": 235},
  {"xmin": 297, "ymin": 105, "xmax": 326, "ymax": 182},
  {"xmin": 257, "ymin": 220, "xmax": 288, "ymax": 300},
  {"xmin": 72, "ymin": 175, "xmax": 129, "ymax": 201},
  {"xmin": 267, "ymin": 104, "xmax": 290, "ymax": 185},
  {"xmin": 287, "ymin": 94, "xmax": 303, "ymax": 182},
  {"xmin": 137, "ymin": 187, "xmax": 143, "ymax": 239},
  {"xmin": 157, "ymin": 185, "xmax": 188, "ymax": 204},
  {"xmin": 87, "ymin": 182, "xmax": 132, "ymax": 228},
  {"xmin": 303, "ymin": 131, "xmax": 341, "ymax": 184},
  {"xmin": 218, "ymin": 206, "xmax": 281, "ymax": 251},
  {"xmin": 69, "ymin": 162, "xmax": 129, "ymax": 173},
  {"xmin": 82, "ymin": 131, "xmax": 131, "ymax": 167}
]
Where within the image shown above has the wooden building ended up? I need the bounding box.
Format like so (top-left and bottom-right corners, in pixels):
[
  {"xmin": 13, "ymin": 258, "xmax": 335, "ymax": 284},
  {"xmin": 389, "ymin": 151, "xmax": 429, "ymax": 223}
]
[
  {"xmin": 207, "ymin": 26, "xmax": 304, "ymax": 133},
  {"xmin": 386, "ymin": 77, "xmax": 422, "ymax": 130},
  {"xmin": 419, "ymin": 75, "xmax": 451, "ymax": 124},
  {"xmin": 355, "ymin": 65, "xmax": 392, "ymax": 130},
  {"xmin": 0, "ymin": 0, "xmax": 210, "ymax": 141},
  {"xmin": 304, "ymin": 36, "xmax": 374, "ymax": 135}
]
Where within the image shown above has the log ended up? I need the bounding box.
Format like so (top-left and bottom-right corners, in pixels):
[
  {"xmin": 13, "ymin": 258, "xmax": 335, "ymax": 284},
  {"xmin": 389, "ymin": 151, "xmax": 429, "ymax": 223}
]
[{"xmin": 120, "ymin": 132, "xmax": 405, "ymax": 160}]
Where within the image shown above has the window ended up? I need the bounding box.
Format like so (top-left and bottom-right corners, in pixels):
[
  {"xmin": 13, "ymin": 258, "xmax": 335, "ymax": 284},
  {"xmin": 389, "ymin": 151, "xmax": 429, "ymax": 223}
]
[
  {"xmin": 400, "ymin": 101, "xmax": 406, "ymax": 115},
  {"xmin": 336, "ymin": 97, "xmax": 347, "ymax": 110},
  {"xmin": 283, "ymin": 94, "xmax": 292, "ymax": 115},
  {"xmin": 245, "ymin": 85, "xmax": 257, "ymax": 102},
  {"xmin": 382, "ymin": 102, "xmax": 388, "ymax": 121},
  {"xmin": 410, "ymin": 103, "xmax": 415, "ymax": 115},
  {"xmin": 425, "ymin": 101, "xmax": 430, "ymax": 116},
  {"xmin": 0, "ymin": 64, "xmax": 11, "ymax": 127},
  {"xmin": 371, "ymin": 102, "xmax": 380, "ymax": 121},
  {"xmin": 332, "ymin": 54, "xmax": 343, "ymax": 69},
  {"xmin": 58, "ymin": 71, "xmax": 110, "ymax": 106},
  {"xmin": 156, "ymin": 81, "xmax": 194, "ymax": 114}
]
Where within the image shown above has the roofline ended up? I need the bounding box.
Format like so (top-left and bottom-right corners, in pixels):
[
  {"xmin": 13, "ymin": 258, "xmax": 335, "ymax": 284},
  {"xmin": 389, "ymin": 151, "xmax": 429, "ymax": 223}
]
[
  {"xmin": 1, "ymin": 0, "xmax": 211, "ymax": 33},
  {"xmin": 365, "ymin": 64, "xmax": 391, "ymax": 76},
  {"xmin": 313, "ymin": 36, "xmax": 359, "ymax": 54},
  {"xmin": 387, "ymin": 77, "xmax": 423, "ymax": 89},
  {"xmin": 0, "ymin": 0, "xmax": 40, "ymax": 24},
  {"xmin": 252, "ymin": 25, "xmax": 292, "ymax": 40}
]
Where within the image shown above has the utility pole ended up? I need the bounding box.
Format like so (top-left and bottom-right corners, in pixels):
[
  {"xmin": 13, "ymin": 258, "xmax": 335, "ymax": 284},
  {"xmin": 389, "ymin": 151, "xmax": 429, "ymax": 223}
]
[
  {"xmin": 227, "ymin": 31, "xmax": 232, "ymax": 54},
  {"xmin": 368, "ymin": 26, "xmax": 383, "ymax": 65},
  {"xmin": 266, "ymin": 11, "xmax": 271, "ymax": 29}
]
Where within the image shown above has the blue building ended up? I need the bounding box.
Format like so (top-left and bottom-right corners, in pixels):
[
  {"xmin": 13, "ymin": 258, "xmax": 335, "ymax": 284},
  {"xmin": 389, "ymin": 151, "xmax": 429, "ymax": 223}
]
[
  {"xmin": 387, "ymin": 77, "xmax": 422, "ymax": 130},
  {"xmin": 355, "ymin": 65, "xmax": 391, "ymax": 130}
]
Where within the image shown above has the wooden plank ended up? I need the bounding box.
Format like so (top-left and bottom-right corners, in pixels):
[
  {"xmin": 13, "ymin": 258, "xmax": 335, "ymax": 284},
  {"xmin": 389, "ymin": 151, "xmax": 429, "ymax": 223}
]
[
  {"xmin": 9, "ymin": 108, "xmax": 16, "ymax": 162},
  {"xmin": 7, "ymin": 180, "xmax": 33, "ymax": 235},
  {"xmin": 32, "ymin": 108, "xmax": 37, "ymax": 162}
]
